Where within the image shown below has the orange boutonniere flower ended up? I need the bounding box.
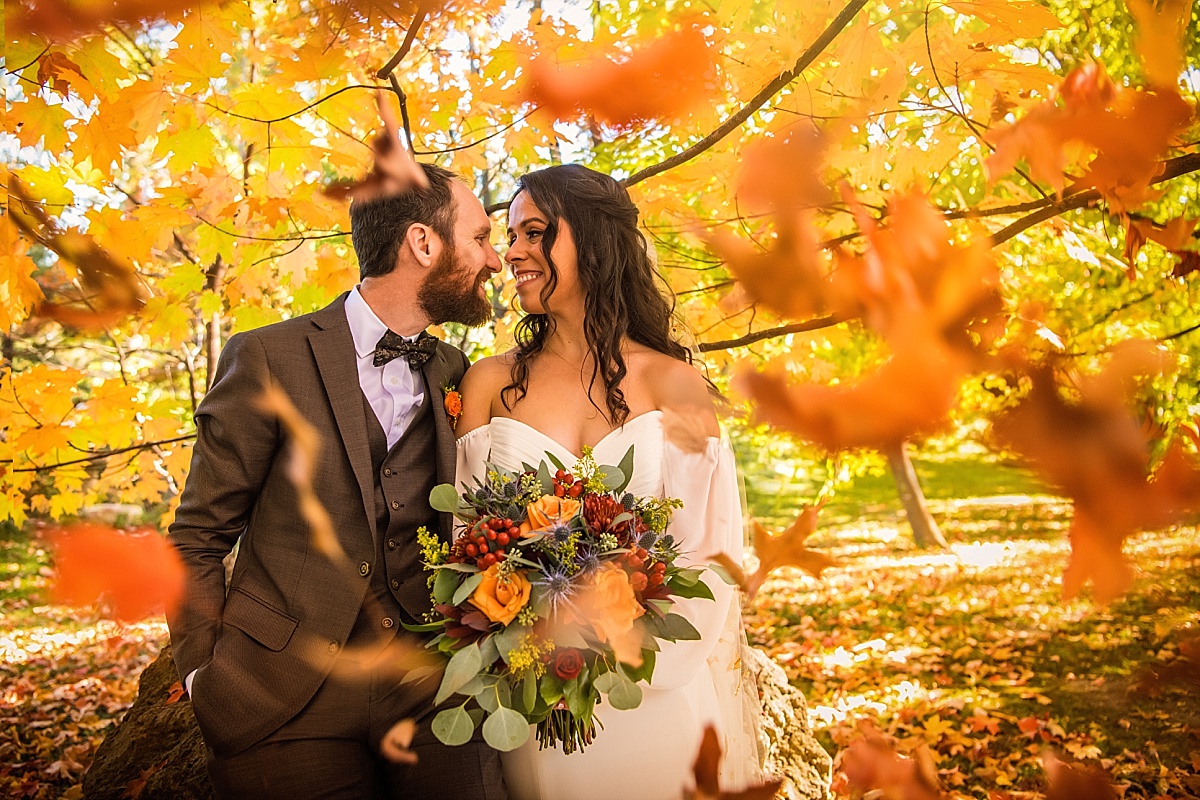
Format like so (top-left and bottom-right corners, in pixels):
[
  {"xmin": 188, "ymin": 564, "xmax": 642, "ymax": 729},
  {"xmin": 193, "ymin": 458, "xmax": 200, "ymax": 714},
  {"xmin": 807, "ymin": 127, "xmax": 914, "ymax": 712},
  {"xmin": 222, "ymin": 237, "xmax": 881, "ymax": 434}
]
[{"xmin": 443, "ymin": 385, "xmax": 462, "ymax": 429}]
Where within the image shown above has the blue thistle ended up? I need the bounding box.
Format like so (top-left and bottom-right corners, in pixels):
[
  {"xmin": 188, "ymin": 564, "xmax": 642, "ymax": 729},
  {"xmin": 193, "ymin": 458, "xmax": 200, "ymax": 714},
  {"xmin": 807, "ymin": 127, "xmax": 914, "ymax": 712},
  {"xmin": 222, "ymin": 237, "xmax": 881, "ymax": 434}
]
[
  {"xmin": 535, "ymin": 563, "xmax": 576, "ymax": 614},
  {"xmin": 575, "ymin": 546, "xmax": 601, "ymax": 575},
  {"xmin": 548, "ymin": 522, "xmax": 573, "ymax": 544}
]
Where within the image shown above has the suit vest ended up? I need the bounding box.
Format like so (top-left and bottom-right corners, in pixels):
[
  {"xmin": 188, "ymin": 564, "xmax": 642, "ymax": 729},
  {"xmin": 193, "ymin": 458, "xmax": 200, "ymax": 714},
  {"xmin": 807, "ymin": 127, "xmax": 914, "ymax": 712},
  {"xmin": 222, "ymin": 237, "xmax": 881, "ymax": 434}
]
[{"xmin": 348, "ymin": 383, "xmax": 440, "ymax": 643}]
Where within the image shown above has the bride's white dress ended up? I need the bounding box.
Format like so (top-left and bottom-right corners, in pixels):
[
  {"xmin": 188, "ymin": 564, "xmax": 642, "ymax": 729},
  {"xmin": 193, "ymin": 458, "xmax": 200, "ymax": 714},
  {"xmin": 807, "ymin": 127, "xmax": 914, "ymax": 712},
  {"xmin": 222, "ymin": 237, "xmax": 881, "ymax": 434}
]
[{"xmin": 455, "ymin": 411, "xmax": 763, "ymax": 800}]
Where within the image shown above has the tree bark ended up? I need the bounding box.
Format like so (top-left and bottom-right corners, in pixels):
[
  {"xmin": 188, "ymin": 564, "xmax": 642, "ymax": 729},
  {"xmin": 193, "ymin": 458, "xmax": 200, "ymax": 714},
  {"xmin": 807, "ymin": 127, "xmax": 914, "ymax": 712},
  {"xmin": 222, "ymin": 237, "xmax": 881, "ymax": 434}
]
[
  {"xmin": 203, "ymin": 256, "xmax": 226, "ymax": 392},
  {"xmin": 882, "ymin": 440, "xmax": 948, "ymax": 550}
]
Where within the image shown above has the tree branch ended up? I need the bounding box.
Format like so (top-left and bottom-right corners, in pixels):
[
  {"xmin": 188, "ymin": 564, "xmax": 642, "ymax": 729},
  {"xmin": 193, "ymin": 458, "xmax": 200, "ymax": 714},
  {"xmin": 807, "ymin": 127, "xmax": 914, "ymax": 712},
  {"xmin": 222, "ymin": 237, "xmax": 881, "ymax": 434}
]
[
  {"xmin": 5, "ymin": 435, "xmax": 196, "ymax": 472},
  {"xmin": 696, "ymin": 315, "xmax": 845, "ymax": 352},
  {"xmin": 376, "ymin": 3, "xmax": 430, "ymax": 79},
  {"xmin": 621, "ymin": 0, "xmax": 871, "ymax": 189}
]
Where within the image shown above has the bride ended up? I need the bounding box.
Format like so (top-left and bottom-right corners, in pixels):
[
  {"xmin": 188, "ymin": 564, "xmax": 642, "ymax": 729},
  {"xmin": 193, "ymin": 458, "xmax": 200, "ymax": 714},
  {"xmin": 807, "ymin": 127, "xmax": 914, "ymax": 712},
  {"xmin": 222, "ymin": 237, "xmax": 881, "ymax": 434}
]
[{"xmin": 453, "ymin": 164, "xmax": 763, "ymax": 799}]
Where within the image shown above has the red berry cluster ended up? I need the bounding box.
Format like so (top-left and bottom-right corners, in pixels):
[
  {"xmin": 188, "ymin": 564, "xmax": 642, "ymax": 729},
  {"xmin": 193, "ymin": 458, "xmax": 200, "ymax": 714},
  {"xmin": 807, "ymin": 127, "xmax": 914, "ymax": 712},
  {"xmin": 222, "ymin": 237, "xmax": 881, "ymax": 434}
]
[
  {"xmin": 553, "ymin": 469, "xmax": 585, "ymax": 499},
  {"xmin": 622, "ymin": 546, "xmax": 666, "ymax": 592},
  {"xmin": 448, "ymin": 516, "xmax": 520, "ymax": 569}
]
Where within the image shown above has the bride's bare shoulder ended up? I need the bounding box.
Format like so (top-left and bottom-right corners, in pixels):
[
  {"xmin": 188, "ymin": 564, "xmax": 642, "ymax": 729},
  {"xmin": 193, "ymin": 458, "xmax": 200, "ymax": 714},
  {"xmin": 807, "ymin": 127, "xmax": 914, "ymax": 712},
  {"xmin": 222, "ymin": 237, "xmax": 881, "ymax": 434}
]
[
  {"xmin": 457, "ymin": 352, "xmax": 516, "ymax": 433},
  {"xmin": 628, "ymin": 349, "xmax": 719, "ymax": 435}
]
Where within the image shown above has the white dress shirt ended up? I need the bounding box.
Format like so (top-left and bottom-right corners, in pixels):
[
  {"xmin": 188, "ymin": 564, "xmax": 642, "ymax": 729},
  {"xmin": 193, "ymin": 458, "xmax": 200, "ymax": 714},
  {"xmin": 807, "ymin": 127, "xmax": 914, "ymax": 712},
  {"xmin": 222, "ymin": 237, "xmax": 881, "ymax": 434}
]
[{"xmin": 344, "ymin": 286, "xmax": 426, "ymax": 449}]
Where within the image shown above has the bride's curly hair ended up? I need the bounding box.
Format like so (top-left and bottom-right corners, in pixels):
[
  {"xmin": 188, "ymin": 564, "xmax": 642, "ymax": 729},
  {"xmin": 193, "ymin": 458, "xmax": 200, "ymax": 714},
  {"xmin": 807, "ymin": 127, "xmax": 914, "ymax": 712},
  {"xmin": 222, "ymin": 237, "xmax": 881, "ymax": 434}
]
[{"xmin": 502, "ymin": 164, "xmax": 692, "ymax": 425}]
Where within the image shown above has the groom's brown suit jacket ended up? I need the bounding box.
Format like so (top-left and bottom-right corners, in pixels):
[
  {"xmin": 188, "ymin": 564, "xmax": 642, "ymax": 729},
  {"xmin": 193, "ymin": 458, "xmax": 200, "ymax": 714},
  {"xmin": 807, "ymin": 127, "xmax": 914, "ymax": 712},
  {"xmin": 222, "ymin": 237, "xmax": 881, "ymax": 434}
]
[{"xmin": 167, "ymin": 293, "xmax": 467, "ymax": 758}]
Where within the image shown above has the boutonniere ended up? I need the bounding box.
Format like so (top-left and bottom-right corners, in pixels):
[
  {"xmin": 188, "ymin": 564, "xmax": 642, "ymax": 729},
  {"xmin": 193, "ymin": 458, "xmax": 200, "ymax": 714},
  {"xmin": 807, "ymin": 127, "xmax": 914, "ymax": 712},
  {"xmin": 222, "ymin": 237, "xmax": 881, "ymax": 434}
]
[{"xmin": 443, "ymin": 384, "xmax": 462, "ymax": 429}]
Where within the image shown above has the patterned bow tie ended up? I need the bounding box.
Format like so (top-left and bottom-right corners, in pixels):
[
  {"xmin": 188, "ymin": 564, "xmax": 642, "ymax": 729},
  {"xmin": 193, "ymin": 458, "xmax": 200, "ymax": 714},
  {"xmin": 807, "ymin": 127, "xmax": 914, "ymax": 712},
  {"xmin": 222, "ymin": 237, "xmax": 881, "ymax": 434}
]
[{"xmin": 373, "ymin": 330, "xmax": 438, "ymax": 369}]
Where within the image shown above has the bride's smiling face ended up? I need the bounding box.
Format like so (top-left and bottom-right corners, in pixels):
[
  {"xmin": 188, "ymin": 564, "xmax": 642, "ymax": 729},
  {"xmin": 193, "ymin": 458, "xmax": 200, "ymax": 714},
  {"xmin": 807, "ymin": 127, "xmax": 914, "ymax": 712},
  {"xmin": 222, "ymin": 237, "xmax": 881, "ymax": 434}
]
[{"xmin": 505, "ymin": 191, "xmax": 583, "ymax": 316}]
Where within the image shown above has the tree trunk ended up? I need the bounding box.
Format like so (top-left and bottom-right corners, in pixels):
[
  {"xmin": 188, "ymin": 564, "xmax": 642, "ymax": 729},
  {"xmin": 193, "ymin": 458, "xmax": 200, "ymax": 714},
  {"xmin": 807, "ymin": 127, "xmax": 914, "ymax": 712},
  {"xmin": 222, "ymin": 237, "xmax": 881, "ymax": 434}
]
[
  {"xmin": 203, "ymin": 255, "xmax": 226, "ymax": 391},
  {"xmin": 882, "ymin": 440, "xmax": 948, "ymax": 550}
]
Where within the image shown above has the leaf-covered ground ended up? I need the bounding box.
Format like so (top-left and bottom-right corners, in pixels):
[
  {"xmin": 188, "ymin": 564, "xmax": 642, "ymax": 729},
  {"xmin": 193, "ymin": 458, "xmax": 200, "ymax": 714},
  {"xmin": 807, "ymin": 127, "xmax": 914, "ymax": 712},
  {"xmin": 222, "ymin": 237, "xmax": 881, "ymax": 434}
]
[
  {"xmin": 746, "ymin": 457, "xmax": 1200, "ymax": 799},
  {"xmin": 2, "ymin": 456, "xmax": 1198, "ymax": 799},
  {"xmin": 0, "ymin": 525, "xmax": 166, "ymax": 800}
]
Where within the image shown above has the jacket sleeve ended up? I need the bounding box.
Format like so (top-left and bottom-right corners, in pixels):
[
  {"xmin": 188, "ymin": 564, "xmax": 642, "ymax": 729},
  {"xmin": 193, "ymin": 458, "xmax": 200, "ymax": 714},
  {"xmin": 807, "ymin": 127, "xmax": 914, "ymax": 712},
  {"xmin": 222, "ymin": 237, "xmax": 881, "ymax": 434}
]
[{"xmin": 166, "ymin": 332, "xmax": 280, "ymax": 681}]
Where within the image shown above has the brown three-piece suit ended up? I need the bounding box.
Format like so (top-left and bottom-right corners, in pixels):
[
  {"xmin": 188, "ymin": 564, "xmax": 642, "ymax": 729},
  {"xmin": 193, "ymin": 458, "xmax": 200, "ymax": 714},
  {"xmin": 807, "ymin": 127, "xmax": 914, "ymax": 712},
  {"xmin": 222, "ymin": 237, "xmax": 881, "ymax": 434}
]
[{"xmin": 167, "ymin": 294, "xmax": 504, "ymax": 798}]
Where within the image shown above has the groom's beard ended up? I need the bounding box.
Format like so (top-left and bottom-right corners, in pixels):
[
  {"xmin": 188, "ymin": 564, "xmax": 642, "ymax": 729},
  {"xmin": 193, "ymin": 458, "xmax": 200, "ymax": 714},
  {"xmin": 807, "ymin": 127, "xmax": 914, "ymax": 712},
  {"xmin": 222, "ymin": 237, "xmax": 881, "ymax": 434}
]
[{"xmin": 418, "ymin": 244, "xmax": 493, "ymax": 326}]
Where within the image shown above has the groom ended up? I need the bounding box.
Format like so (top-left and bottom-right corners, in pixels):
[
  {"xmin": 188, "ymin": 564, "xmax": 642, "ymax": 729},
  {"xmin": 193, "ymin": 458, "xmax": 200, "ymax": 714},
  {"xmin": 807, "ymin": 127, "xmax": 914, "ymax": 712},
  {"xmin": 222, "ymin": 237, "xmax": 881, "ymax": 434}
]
[{"xmin": 167, "ymin": 163, "xmax": 505, "ymax": 799}]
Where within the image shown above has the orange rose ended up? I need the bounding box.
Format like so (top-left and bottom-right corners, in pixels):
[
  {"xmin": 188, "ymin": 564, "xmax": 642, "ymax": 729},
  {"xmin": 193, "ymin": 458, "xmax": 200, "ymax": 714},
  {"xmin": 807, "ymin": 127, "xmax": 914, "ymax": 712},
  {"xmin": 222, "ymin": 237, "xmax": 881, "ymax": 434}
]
[
  {"xmin": 443, "ymin": 390, "xmax": 462, "ymax": 427},
  {"xmin": 468, "ymin": 564, "xmax": 531, "ymax": 626},
  {"xmin": 582, "ymin": 563, "xmax": 646, "ymax": 647},
  {"xmin": 524, "ymin": 495, "xmax": 581, "ymax": 533}
]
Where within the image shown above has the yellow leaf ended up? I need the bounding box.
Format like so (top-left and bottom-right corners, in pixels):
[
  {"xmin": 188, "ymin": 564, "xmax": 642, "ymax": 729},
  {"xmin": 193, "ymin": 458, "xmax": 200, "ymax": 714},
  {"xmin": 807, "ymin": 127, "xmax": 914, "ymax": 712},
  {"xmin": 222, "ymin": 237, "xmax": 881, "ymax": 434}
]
[{"xmin": 12, "ymin": 97, "xmax": 73, "ymax": 152}]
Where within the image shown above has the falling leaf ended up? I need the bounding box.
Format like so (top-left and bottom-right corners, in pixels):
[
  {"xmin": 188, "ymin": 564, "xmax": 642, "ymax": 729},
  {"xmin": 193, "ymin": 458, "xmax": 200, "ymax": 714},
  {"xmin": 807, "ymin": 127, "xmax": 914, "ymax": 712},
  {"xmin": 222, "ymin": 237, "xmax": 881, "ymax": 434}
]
[
  {"xmin": 50, "ymin": 523, "xmax": 185, "ymax": 622},
  {"xmin": 379, "ymin": 718, "xmax": 419, "ymax": 764},
  {"xmin": 522, "ymin": 22, "xmax": 716, "ymax": 127},
  {"xmin": 1171, "ymin": 250, "xmax": 1200, "ymax": 278},
  {"xmin": 687, "ymin": 724, "xmax": 783, "ymax": 800},
  {"xmin": 709, "ymin": 212, "xmax": 828, "ymax": 320},
  {"xmin": 323, "ymin": 90, "xmax": 429, "ymax": 203},
  {"xmin": 735, "ymin": 122, "xmax": 830, "ymax": 214},
  {"xmin": 837, "ymin": 721, "xmax": 943, "ymax": 800},
  {"xmin": 1043, "ymin": 750, "xmax": 1118, "ymax": 800},
  {"xmin": 1126, "ymin": 0, "xmax": 1191, "ymax": 88},
  {"xmin": 742, "ymin": 503, "xmax": 837, "ymax": 599},
  {"xmin": 255, "ymin": 386, "xmax": 348, "ymax": 567},
  {"xmin": 662, "ymin": 405, "xmax": 715, "ymax": 454},
  {"xmin": 8, "ymin": 178, "xmax": 148, "ymax": 331},
  {"xmin": 993, "ymin": 346, "xmax": 1200, "ymax": 601},
  {"xmin": 9, "ymin": 0, "xmax": 204, "ymax": 39}
]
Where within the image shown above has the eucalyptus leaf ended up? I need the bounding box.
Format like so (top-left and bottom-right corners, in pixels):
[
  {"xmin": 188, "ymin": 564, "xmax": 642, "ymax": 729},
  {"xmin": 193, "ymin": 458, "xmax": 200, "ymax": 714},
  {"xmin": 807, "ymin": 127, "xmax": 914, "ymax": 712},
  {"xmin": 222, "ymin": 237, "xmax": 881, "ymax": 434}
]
[
  {"xmin": 592, "ymin": 671, "xmax": 620, "ymax": 694},
  {"xmin": 477, "ymin": 688, "xmax": 499, "ymax": 713},
  {"xmin": 544, "ymin": 451, "xmax": 567, "ymax": 472},
  {"xmin": 670, "ymin": 577, "xmax": 714, "ymax": 601},
  {"xmin": 494, "ymin": 623, "xmax": 531, "ymax": 663},
  {"xmin": 429, "ymin": 484, "xmax": 461, "ymax": 513},
  {"xmin": 435, "ymin": 642, "xmax": 482, "ymax": 704},
  {"xmin": 522, "ymin": 671, "xmax": 538, "ymax": 713},
  {"xmin": 432, "ymin": 706, "xmax": 475, "ymax": 746},
  {"xmin": 707, "ymin": 561, "xmax": 739, "ymax": 586},
  {"xmin": 482, "ymin": 707, "xmax": 531, "ymax": 751},
  {"xmin": 432, "ymin": 568, "xmax": 458, "ymax": 604},
  {"xmin": 399, "ymin": 664, "xmax": 441, "ymax": 687},
  {"xmin": 478, "ymin": 635, "xmax": 499, "ymax": 668},
  {"xmin": 452, "ymin": 572, "xmax": 485, "ymax": 606},
  {"xmin": 438, "ymin": 562, "xmax": 481, "ymax": 573},
  {"xmin": 614, "ymin": 445, "xmax": 636, "ymax": 493},
  {"xmin": 658, "ymin": 613, "xmax": 702, "ymax": 641},
  {"xmin": 597, "ymin": 465, "xmax": 625, "ymax": 491},
  {"xmin": 606, "ymin": 674, "xmax": 643, "ymax": 710}
]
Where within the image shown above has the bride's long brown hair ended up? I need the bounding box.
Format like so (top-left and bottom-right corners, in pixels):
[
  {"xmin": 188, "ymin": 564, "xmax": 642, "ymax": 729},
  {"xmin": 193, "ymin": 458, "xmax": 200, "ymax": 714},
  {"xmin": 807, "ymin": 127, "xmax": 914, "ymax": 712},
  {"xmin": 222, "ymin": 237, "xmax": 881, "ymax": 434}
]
[{"xmin": 501, "ymin": 165, "xmax": 692, "ymax": 425}]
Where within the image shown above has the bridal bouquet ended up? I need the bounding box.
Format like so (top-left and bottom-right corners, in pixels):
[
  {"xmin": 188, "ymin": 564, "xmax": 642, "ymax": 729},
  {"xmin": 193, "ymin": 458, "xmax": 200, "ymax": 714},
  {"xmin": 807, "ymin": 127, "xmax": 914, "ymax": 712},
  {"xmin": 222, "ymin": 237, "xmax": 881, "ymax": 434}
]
[{"xmin": 413, "ymin": 446, "xmax": 714, "ymax": 754}]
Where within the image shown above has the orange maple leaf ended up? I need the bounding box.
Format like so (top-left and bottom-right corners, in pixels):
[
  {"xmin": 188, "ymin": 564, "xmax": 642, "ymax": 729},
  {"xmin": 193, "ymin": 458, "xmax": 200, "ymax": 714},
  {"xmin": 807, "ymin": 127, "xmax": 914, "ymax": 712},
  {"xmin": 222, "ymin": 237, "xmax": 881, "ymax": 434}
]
[
  {"xmin": 993, "ymin": 346, "xmax": 1200, "ymax": 602},
  {"xmin": 687, "ymin": 724, "xmax": 783, "ymax": 800},
  {"xmin": 740, "ymin": 503, "xmax": 837, "ymax": 599},
  {"xmin": 50, "ymin": 524, "xmax": 185, "ymax": 622},
  {"xmin": 323, "ymin": 90, "xmax": 429, "ymax": 203},
  {"xmin": 837, "ymin": 720, "xmax": 943, "ymax": 800},
  {"xmin": 522, "ymin": 22, "xmax": 716, "ymax": 127},
  {"xmin": 1043, "ymin": 751, "xmax": 1118, "ymax": 800}
]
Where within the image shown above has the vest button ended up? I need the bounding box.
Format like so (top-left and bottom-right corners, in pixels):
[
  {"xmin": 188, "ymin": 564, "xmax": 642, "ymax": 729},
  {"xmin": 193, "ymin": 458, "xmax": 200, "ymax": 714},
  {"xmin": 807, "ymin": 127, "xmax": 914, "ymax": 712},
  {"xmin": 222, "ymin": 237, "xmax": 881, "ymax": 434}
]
[
  {"xmin": 387, "ymin": 539, "xmax": 397, "ymax": 550},
  {"xmin": 390, "ymin": 500, "xmax": 401, "ymax": 510},
  {"xmin": 359, "ymin": 561, "xmax": 371, "ymax": 576},
  {"xmin": 390, "ymin": 579, "xmax": 400, "ymax": 590},
  {"xmin": 381, "ymin": 617, "xmax": 395, "ymax": 629},
  {"xmin": 327, "ymin": 642, "xmax": 339, "ymax": 653},
  {"xmin": 384, "ymin": 468, "xmax": 393, "ymax": 477}
]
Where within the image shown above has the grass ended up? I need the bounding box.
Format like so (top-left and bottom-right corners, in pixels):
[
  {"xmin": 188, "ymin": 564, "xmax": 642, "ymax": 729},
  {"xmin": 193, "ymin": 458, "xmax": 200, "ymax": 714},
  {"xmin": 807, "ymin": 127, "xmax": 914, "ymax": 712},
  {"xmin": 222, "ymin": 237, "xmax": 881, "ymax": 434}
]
[{"xmin": 741, "ymin": 451, "xmax": 1200, "ymax": 798}]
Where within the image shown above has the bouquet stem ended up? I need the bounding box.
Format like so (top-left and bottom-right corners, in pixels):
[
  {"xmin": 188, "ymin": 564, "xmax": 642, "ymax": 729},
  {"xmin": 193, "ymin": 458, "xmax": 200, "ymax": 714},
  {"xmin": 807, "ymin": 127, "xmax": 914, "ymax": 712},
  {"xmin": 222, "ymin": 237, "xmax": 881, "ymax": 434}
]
[{"xmin": 536, "ymin": 709, "xmax": 599, "ymax": 754}]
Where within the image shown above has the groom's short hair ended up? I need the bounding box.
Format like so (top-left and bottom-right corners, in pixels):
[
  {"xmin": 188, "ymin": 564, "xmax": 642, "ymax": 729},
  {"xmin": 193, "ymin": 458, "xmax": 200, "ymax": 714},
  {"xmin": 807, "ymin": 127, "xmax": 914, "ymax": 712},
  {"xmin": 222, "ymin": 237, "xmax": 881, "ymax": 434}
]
[{"xmin": 350, "ymin": 163, "xmax": 460, "ymax": 280}]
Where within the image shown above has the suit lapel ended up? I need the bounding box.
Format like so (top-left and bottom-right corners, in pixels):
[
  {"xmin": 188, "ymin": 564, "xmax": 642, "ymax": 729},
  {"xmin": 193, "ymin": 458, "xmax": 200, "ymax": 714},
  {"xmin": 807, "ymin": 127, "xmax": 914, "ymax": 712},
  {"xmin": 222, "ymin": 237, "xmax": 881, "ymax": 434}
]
[
  {"xmin": 421, "ymin": 348, "xmax": 457, "ymax": 539},
  {"xmin": 309, "ymin": 296, "xmax": 378, "ymax": 543}
]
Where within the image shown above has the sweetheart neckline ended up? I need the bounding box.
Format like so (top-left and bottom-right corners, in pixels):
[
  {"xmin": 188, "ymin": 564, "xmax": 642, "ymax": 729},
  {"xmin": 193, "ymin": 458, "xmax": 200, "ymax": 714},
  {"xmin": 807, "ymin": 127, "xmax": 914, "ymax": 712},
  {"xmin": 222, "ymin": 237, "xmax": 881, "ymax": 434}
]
[{"xmin": 489, "ymin": 410, "xmax": 663, "ymax": 461}]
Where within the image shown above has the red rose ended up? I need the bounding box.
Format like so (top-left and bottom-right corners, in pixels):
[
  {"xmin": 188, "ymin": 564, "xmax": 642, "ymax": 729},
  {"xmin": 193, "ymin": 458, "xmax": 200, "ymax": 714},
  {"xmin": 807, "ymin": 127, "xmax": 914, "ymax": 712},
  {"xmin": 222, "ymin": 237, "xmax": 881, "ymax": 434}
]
[{"xmin": 553, "ymin": 648, "xmax": 584, "ymax": 680}]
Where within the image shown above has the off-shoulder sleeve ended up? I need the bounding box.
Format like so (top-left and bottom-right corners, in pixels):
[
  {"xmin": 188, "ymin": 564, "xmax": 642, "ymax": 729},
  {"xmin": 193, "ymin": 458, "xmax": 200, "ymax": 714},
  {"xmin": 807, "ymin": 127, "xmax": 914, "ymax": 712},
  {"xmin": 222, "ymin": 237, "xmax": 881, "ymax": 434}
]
[
  {"xmin": 454, "ymin": 425, "xmax": 492, "ymax": 492},
  {"xmin": 651, "ymin": 437, "xmax": 742, "ymax": 690}
]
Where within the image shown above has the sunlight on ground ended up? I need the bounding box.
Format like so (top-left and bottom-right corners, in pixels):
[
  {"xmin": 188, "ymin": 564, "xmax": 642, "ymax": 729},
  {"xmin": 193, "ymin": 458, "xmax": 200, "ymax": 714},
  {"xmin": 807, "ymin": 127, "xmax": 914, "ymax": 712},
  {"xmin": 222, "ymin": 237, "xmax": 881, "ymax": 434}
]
[{"xmin": 0, "ymin": 613, "xmax": 167, "ymax": 667}]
